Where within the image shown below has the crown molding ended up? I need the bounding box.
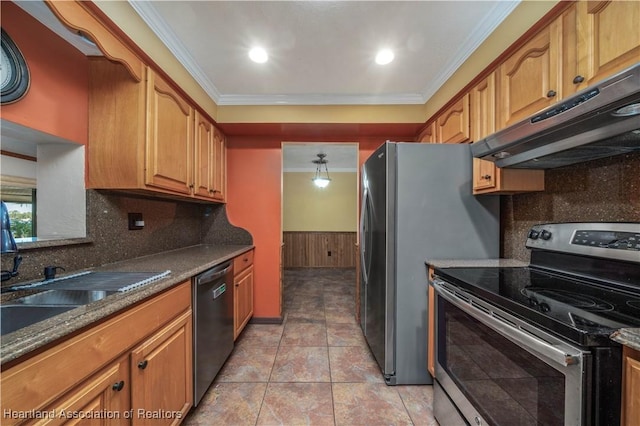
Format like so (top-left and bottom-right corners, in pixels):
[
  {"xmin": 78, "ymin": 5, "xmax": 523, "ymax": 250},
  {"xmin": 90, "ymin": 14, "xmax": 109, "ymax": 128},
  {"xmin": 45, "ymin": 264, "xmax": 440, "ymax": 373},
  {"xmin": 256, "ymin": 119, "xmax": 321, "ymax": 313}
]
[
  {"xmin": 420, "ymin": 0, "xmax": 520, "ymax": 101},
  {"xmin": 217, "ymin": 93, "xmax": 426, "ymax": 106},
  {"xmin": 128, "ymin": 0, "xmax": 222, "ymax": 102},
  {"xmin": 129, "ymin": 0, "xmax": 518, "ymax": 107}
]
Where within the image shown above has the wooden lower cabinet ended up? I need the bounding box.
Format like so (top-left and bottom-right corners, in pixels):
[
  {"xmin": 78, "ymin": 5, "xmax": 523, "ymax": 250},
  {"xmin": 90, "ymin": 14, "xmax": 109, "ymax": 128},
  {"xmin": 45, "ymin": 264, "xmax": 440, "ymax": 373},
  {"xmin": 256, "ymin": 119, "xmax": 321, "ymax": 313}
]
[
  {"xmin": 622, "ymin": 345, "xmax": 640, "ymax": 426},
  {"xmin": 0, "ymin": 282, "xmax": 192, "ymax": 426},
  {"xmin": 427, "ymin": 266, "xmax": 435, "ymax": 377},
  {"xmin": 233, "ymin": 250, "xmax": 255, "ymax": 340},
  {"xmin": 131, "ymin": 311, "xmax": 192, "ymax": 426},
  {"xmin": 35, "ymin": 356, "xmax": 130, "ymax": 425}
]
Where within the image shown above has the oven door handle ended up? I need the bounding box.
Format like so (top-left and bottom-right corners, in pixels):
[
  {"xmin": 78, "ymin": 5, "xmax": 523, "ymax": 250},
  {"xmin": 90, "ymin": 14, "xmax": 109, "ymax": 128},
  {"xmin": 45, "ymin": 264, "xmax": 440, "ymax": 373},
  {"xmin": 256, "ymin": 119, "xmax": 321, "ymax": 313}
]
[{"xmin": 433, "ymin": 280, "xmax": 583, "ymax": 368}]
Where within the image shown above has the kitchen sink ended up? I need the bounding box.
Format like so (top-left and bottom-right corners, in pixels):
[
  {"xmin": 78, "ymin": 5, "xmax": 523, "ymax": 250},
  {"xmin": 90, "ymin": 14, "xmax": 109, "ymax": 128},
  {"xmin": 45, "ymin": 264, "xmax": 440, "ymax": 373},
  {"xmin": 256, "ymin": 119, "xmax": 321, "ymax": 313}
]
[
  {"xmin": 1, "ymin": 305, "xmax": 79, "ymax": 336},
  {"xmin": 11, "ymin": 289, "xmax": 115, "ymax": 305},
  {"xmin": 1, "ymin": 271, "xmax": 170, "ymax": 336},
  {"xmin": 1, "ymin": 290, "xmax": 116, "ymax": 336}
]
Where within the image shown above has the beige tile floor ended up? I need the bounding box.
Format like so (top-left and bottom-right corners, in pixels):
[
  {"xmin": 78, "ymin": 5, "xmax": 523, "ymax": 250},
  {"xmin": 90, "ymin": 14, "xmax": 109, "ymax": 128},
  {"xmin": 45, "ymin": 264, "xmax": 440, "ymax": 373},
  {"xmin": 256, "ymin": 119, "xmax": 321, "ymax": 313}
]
[{"xmin": 184, "ymin": 268, "xmax": 438, "ymax": 426}]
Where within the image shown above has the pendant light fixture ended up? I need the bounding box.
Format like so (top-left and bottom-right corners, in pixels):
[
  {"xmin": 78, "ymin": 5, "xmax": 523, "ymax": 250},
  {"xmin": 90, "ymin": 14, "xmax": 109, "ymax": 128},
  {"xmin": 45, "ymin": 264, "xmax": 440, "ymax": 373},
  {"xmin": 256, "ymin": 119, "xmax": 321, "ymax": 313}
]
[{"xmin": 312, "ymin": 153, "xmax": 331, "ymax": 188}]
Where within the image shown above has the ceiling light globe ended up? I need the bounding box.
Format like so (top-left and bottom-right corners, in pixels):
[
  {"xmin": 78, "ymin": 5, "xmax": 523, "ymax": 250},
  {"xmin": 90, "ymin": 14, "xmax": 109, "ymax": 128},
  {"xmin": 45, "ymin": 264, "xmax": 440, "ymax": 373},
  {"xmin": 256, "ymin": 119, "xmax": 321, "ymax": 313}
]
[
  {"xmin": 375, "ymin": 49, "xmax": 394, "ymax": 65},
  {"xmin": 249, "ymin": 47, "xmax": 268, "ymax": 63},
  {"xmin": 313, "ymin": 178, "xmax": 330, "ymax": 188}
]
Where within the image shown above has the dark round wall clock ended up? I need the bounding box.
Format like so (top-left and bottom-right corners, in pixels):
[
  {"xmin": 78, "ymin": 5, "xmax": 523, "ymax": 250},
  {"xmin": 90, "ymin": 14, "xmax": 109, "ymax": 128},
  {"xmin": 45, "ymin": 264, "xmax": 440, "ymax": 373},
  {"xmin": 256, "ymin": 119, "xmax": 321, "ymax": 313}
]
[{"xmin": 1, "ymin": 28, "xmax": 30, "ymax": 105}]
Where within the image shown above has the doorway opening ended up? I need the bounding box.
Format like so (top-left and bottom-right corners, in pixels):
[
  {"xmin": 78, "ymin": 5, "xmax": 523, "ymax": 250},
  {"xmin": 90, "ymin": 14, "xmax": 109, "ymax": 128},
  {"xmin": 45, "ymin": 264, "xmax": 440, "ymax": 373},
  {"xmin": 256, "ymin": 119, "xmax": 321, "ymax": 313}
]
[{"xmin": 281, "ymin": 142, "xmax": 359, "ymax": 315}]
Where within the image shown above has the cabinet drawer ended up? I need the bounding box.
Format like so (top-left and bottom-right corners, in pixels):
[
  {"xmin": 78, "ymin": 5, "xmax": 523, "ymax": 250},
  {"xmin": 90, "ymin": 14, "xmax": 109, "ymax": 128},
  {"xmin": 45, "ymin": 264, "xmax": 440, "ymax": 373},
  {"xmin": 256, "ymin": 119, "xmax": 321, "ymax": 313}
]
[{"xmin": 234, "ymin": 250, "xmax": 254, "ymax": 274}]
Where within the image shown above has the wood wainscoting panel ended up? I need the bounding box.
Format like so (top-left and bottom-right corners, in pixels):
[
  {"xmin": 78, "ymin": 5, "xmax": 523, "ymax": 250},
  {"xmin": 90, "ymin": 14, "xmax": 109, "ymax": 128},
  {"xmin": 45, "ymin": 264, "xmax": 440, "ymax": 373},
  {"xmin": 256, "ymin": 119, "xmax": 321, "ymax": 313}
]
[{"xmin": 283, "ymin": 232, "xmax": 357, "ymax": 268}]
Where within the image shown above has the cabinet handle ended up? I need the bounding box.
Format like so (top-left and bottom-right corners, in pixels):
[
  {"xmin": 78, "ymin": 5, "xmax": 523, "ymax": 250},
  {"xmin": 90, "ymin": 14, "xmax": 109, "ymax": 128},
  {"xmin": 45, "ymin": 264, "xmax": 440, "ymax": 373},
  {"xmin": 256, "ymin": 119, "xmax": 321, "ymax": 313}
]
[
  {"xmin": 546, "ymin": 90, "xmax": 557, "ymax": 98},
  {"xmin": 189, "ymin": 184, "xmax": 194, "ymax": 189},
  {"xmin": 112, "ymin": 381, "xmax": 125, "ymax": 392},
  {"xmin": 573, "ymin": 75, "xmax": 584, "ymax": 84},
  {"xmin": 481, "ymin": 175, "xmax": 492, "ymax": 180},
  {"xmin": 138, "ymin": 360, "xmax": 148, "ymax": 370}
]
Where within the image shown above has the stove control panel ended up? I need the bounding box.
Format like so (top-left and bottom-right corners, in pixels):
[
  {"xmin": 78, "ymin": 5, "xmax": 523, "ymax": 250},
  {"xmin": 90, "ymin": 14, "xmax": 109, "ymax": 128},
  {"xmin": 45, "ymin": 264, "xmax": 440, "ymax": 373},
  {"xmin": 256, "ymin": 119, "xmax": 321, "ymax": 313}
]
[
  {"xmin": 571, "ymin": 230, "xmax": 640, "ymax": 251},
  {"xmin": 526, "ymin": 223, "xmax": 640, "ymax": 263}
]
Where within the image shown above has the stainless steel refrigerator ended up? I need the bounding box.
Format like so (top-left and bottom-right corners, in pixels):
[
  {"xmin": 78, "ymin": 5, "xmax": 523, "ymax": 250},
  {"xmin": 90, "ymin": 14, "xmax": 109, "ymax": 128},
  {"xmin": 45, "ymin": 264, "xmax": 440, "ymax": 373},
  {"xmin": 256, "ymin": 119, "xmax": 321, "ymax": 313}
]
[{"xmin": 359, "ymin": 142, "xmax": 499, "ymax": 385}]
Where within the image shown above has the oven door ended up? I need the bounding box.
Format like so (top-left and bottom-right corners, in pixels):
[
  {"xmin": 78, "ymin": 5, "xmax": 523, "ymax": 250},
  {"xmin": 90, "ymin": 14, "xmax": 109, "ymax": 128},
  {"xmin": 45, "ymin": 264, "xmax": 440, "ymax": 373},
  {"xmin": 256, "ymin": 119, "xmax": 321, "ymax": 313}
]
[{"xmin": 432, "ymin": 279, "xmax": 590, "ymax": 426}]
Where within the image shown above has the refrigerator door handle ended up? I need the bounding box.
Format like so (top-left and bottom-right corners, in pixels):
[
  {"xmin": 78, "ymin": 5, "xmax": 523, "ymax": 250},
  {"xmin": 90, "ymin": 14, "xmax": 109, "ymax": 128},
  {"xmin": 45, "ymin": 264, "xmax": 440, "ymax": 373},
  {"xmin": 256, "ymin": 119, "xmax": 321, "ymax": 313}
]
[{"xmin": 360, "ymin": 186, "xmax": 370, "ymax": 285}]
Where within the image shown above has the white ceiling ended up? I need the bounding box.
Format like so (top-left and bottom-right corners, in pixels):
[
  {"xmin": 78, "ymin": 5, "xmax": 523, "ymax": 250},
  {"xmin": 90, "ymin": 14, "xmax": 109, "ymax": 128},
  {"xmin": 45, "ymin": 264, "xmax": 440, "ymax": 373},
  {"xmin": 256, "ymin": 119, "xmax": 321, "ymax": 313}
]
[
  {"xmin": 129, "ymin": 0, "xmax": 520, "ymax": 106},
  {"xmin": 10, "ymin": 1, "xmax": 520, "ymax": 169}
]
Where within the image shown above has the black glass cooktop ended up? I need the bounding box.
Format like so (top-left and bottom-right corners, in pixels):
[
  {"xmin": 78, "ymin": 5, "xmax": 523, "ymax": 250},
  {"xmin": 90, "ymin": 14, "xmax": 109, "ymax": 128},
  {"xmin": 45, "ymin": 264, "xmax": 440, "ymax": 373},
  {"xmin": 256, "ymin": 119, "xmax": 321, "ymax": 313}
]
[{"xmin": 433, "ymin": 266, "xmax": 640, "ymax": 347}]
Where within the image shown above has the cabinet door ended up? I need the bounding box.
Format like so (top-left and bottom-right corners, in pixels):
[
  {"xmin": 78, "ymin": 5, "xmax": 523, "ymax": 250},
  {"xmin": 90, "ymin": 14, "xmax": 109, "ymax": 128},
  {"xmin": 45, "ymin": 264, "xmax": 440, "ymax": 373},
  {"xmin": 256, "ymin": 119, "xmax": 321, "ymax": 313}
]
[
  {"xmin": 622, "ymin": 346, "xmax": 640, "ymax": 426},
  {"xmin": 436, "ymin": 94, "xmax": 470, "ymax": 144},
  {"xmin": 194, "ymin": 111, "xmax": 214, "ymax": 198},
  {"xmin": 417, "ymin": 121, "xmax": 436, "ymax": 143},
  {"xmin": 35, "ymin": 356, "xmax": 130, "ymax": 426},
  {"xmin": 131, "ymin": 311, "xmax": 193, "ymax": 426},
  {"xmin": 146, "ymin": 70, "xmax": 194, "ymax": 195},
  {"xmin": 234, "ymin": 265, "xmax": 254, "ymax": 340},
  {"xmin": 470, "ymin": 73, "xmax": 498, "ymax": 191},
  {"xmin": 212, "ymin": 127, "xmax": 227, "ymax": 202},
  {"xmin": 498, "ymin": 19, "xmax": 562, "ymax": 128},
  {"xmin": 576, "ymin": 1, "xmax": 640, "ymax": 90}
]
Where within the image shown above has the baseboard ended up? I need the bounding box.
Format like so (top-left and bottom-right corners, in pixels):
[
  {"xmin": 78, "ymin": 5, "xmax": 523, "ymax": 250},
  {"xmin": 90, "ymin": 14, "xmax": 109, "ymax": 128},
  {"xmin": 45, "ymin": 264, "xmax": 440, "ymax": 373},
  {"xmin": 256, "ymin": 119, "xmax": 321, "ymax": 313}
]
[{"xmin": 249, "ymin": 316, "xmax": 284, "ymax": 325}]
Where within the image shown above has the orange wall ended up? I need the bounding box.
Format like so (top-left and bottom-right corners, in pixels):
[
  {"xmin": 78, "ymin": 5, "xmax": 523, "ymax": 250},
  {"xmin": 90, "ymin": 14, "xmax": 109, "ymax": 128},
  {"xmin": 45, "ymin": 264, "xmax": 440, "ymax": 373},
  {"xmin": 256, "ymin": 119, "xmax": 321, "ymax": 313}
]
[
  {"xmin": 226, "ymin": 135, "xmax": 389, "ymax": 320},
  {"xmin": 1, "ymin": 2, "xmax": 89, "ymax": 145}
]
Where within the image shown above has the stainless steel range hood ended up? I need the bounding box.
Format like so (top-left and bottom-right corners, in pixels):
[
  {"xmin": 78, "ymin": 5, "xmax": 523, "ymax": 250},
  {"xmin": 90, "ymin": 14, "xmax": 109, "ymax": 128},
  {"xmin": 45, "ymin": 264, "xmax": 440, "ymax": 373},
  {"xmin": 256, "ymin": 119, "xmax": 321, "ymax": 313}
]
[{"xmin": 471, "ymin": 63, "xmax": 640, "ymax": 169}]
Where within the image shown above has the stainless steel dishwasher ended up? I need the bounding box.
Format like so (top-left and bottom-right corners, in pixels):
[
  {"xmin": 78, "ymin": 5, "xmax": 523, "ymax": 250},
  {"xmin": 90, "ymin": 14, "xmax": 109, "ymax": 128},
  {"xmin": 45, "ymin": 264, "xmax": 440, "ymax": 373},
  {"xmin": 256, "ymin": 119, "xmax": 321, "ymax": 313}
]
[{"xmin": 192, "ymin": 261, "xmax": 234, "ymax": 406}]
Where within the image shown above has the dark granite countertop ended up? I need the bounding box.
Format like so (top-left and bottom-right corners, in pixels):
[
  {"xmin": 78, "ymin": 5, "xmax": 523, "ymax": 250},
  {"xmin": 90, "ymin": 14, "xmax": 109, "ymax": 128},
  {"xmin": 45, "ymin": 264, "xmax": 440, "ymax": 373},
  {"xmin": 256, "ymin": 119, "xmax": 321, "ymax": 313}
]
[
  {"xmin": 1, "ymin": 244, "xmax": 253, "ymax": 365},
  {"xmin": 426, "ymin": 258, "xmax": 529, "ymax": 269},
  {"xmin": 611, "ymin": 328, "xmax": 640, "ymax": 352}
]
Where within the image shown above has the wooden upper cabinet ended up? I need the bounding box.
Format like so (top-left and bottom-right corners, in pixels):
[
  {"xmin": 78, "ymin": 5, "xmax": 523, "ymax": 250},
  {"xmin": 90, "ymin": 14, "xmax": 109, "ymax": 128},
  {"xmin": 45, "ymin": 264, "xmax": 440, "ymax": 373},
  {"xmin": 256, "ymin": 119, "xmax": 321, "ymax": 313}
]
[
  {"xmin": 436, "ymin": 94, "xmax": 471, "ymax": 143},
  {"xmin": 418, "ymin": 121, "xmax": 436, "ymax": 143},
  {"xmin": 194, "ymin": 114, "xmax": 226, "ymax": 202},
  {"xmin": 146, "ymin": 70, "xmax": 194, "ymax": 195},
  {"xmin": 497, "ymin": 19, "xmax": 562, "ymax": 128},
  {"xmin": 88, "ymin": 59, "xmax": 227, "ymax": 202},
  {"xmin": 470, "ymin": 72, "xmax": 545, "ymax": 195},
  {"xmin": 212, "ymin": 127, "xmax": 227, "ymax": 202},
  {"xmin": 194, "ymin": 111, "xmax": 214, "ymax": 198},
  {"xmin": 575, "ymin": 1, "xmax": 640, "ymax": 90},
  {"xmin": 470, "ymin": 73, "xmax": 498, "ymax": 192}
]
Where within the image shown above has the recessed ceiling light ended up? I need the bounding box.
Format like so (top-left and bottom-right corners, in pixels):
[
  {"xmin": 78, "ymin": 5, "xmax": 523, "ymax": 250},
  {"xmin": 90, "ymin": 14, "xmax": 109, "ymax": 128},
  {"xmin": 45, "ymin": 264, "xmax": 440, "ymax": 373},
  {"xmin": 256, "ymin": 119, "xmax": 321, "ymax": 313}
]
[
  {"xmin": 375, "ymin": 49, "xmax": 394, "ymax": 65},
  {"xmin": 249, "ymin": 47, "xmax": 268, "ymax": 63}
]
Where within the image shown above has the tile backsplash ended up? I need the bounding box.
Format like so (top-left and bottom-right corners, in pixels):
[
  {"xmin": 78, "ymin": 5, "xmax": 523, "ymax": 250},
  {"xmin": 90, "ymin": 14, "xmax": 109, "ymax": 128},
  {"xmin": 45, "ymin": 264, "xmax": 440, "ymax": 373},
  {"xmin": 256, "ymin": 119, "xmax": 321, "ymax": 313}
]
[
  {"xmin": 501, "ymin": 152, "xmax": 640, "ymax": 261},
  {"xmin": 1, "ymin": 190, "xmax": 250, "ymax": 285}
]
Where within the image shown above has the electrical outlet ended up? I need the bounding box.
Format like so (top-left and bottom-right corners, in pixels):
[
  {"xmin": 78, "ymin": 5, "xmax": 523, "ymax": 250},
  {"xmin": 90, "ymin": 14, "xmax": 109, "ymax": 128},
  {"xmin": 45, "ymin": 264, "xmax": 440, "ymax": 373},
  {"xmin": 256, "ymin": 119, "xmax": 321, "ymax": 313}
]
[{"xmin": 128, "ymin": 213, "xmax": 144, "ymax": 230}]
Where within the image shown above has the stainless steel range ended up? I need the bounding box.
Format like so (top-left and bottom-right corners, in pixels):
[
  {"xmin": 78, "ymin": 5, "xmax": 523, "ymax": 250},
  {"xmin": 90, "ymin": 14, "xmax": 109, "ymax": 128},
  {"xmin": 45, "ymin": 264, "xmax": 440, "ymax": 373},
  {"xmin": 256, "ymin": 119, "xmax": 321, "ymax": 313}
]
[{"xmin": 431, "ymin": 222, "xmax": 640, "ymax": 426}]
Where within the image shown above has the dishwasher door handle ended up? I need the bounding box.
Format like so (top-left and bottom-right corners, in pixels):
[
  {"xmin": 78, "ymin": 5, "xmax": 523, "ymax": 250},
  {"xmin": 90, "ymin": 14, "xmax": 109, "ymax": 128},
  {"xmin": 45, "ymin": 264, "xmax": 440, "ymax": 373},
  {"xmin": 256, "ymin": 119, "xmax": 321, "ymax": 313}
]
[{"xmin": 196, "ymin": 262, "xmax": 232, "ymax": 286}]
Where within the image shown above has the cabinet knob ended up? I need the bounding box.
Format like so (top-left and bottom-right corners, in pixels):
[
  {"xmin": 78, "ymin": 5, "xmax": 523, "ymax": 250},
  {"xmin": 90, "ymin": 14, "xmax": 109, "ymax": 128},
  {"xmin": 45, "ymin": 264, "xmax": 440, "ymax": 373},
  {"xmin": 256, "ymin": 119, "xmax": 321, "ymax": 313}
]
[
  {"xmin": 546, "ymin": 90, "xmax": 557, "ymax": 98},
  {"xmin": 482, "ymin": 175, "xmax": 492, "ymax": 180},
  {"xmin": 573, "ymin": 75, "xmax": 585, "ymax": 84},
  {"xmin": 138, "ymin": 360, "xmax": 148, "ymax": 370},
  {"xmin": 112, "ymin": 381, "xmax": 125, "ymax": 392},
  {"xmin": 189, "ymin": 184, "xmax": 194, "ymax": 189}
]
